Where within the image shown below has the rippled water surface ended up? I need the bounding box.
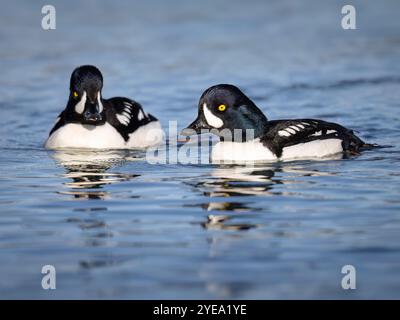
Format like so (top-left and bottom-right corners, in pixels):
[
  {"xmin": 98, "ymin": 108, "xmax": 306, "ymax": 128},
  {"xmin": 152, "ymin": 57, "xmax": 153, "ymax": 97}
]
[{"xmin": 1, "ymin": 0, "xmax": 400, "ymax": 299}]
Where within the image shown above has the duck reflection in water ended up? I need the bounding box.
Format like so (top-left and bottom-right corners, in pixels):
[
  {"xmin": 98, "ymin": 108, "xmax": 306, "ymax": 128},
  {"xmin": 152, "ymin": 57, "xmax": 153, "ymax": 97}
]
[
  {"xmin": 193, "ymin": 160, "xmax": 341, "ymax": 298},
  {"xmin": 191, "ymin": 158, "xmax": 341, "ymax": 230},
  {"xmin": 190, "ymin": 165, "xmax": 278, "ymax": 230},
  {"xmin": 48, "ymin": 149, "xmax": 145, "ymax": 268},
  {"xmin": 50, "ymin": 149, "xmax": 141, "ymax": 200}
]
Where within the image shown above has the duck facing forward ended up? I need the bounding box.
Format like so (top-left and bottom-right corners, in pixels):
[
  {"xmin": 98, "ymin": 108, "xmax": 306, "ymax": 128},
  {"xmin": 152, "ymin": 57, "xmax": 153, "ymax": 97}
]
[
  {"xmin": 182, "ymin": 84, "xmax": 371, "ymax": 162},
  {"xmin": 45, "ymin": 65, "xmax": 164, "ymax": 149}
]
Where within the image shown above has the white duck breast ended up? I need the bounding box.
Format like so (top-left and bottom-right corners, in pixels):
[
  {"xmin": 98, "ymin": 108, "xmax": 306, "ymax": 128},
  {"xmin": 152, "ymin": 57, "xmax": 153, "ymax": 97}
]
[
  {"xmin": 211, "ymin": 139, "xmax": 277, "ymax": 162},
  {"xmin": 126, "ymin": 121, "xmax": 164, "ymax": 148},
  {"xmin": 45, "ymin": 121, "xmax": 164, "ymax": 149},
  {"xmin": 281, "ymin": 138, "xmax": 343, "ymax": 159},
  {"xmin": 211, "ymin": 138, "xmax": 344, "ymax": 162},
  {"xmin": 44, "ymin": 123, "xmax": 126, "ymax": 149}
]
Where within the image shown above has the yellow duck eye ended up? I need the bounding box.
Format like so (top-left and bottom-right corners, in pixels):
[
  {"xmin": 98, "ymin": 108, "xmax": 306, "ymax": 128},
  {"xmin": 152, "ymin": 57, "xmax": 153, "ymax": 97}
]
[
  {"xmin": 218, "ymin": 104, "xmax": 226, "ymax": 112},
  {"xmin": 73, "ymin": 91, "xmax": 79, "ymax": 98}
]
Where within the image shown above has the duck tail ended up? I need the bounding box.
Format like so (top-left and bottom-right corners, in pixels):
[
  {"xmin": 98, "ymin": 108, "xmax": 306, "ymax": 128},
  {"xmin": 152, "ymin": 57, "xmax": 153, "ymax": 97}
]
[
  {"xmin": 360, "ymin": 143, "xmax": 379, "ymax": 150},
  {"xmin": 350, "ymin": 129, "xmax": 389, "ymax": 151}
]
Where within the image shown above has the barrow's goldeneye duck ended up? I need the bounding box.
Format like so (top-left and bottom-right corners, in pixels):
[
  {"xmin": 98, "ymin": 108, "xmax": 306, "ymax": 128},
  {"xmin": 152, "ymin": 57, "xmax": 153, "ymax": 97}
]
[
  {"xmin": 181, "ymin": 84, "xmax": 371, "ymax": 162},
  {"xmin": 45, "ymin": 65, "xmax": 164, "ymax": 149}
]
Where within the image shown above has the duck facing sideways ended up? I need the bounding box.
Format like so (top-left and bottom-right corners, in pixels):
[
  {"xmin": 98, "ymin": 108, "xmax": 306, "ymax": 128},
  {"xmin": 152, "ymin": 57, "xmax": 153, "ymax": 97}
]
[
  {"xmin": 181, "ymin": 84, "xmax": 372, "ymax": 162},
  {"xmin": 45, "ymin": 65, "xmax": 164, "ymax": 149}
]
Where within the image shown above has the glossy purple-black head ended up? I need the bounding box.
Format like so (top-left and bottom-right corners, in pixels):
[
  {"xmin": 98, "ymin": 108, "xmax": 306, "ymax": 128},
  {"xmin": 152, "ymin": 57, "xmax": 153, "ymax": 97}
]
[
  {"xmin": 67, "ymin": 65, "xmax": 105, "ymax": 125},
  {"xmin": 181, "ymin": 84, "xmax": 268, "ymax": 138}
]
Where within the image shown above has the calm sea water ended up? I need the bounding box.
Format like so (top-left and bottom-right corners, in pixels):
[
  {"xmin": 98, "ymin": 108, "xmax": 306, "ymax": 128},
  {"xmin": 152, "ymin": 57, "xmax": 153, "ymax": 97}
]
[{"xmin": 1, "ymin": 0, "xmax": 400, "ymax": 299}]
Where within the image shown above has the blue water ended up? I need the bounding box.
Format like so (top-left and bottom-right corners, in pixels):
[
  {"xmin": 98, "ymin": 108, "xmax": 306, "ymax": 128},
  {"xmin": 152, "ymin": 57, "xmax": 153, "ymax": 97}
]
[{"xmin": 1, "ymin": 0, "xmax": 400, "ymax": 299}]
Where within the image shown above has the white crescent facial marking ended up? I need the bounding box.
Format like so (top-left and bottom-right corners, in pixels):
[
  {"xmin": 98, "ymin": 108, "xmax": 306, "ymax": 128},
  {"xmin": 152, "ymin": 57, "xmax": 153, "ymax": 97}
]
[
  {"xmin": 203, "ymin": 103, "xmax": 223, "ymax": 128},
  {"xmin": 327, "ymin": 130, "xmax": 337, "ymax": 134},
  {"xmin": 97, "ymin": 92, "xmax": 103, "ymax": 113},
  {"xmin": 75, "ymin": 91, "xmax": 87, "ymax": 114}
]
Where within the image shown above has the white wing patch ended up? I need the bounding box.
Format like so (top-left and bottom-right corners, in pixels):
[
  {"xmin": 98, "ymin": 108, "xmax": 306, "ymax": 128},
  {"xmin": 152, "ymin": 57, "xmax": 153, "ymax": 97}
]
[
  {"xmin": 138, "ymin": 110, "xmax": 145, "ymax": 121},
  {"xmin": 116, "ymin": 113, "xmax": 130, "ymax": 126},
  {"xmin": 115, "ymin": 101, "xmax": 134, "ymax": 126},
  {"xmin": 288, "ymin": 125, "xmax": 301, "ymax": 132},
  {"xmin": 279, "ymin": 121, "xmax": 338, "ymax": 138},
  {"xmin": 312, "ymin": 129, "xmax": 337, "ymax": 136},
  {"xmin": 122, "ymin": 111, "xmax": 130, "ymax": 118},
  {"xmin": 285, "ymin": 127, "xmax": 297, "ymax": 134},
  {"xmin": 278, "ymin": 127, "xmax": 300, "ymax": 136},
  {"xmin": 278, "ymin": 130, "xmax": 291, "ymax": 137},
  {"xmin": 278, "ymin": 121, "xmax": 318, "ymax": 137},
  {"xmin": 116, "ymin": 100, "xmax": 149, "ymax": 126}
]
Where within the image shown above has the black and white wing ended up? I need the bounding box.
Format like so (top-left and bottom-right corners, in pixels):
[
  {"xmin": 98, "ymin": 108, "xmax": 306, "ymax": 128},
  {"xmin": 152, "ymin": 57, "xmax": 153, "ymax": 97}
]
[
  {"xmin": 260, "ymin": 119, "xmax": 365, "ymax": 157},
  {"xmin": 106, "ymin": 97, "xmax": 158, "ymax": 142}
]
